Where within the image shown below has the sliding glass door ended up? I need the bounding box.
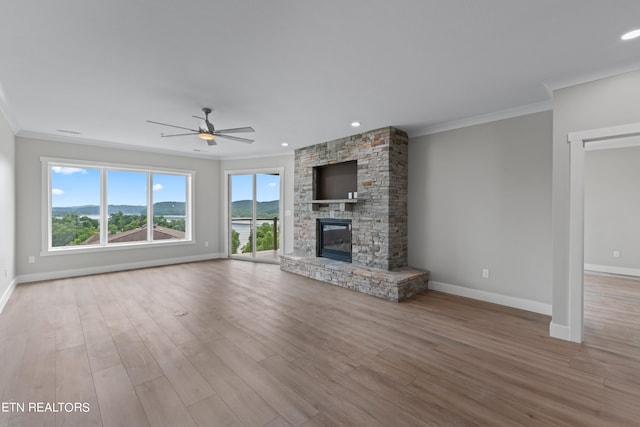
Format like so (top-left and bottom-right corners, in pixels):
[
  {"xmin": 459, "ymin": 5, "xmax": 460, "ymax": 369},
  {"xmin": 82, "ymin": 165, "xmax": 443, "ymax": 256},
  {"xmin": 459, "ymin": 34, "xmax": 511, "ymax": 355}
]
[{"xmin": 229, "ymin": 171, "xmax": 281, "ymax": 262}]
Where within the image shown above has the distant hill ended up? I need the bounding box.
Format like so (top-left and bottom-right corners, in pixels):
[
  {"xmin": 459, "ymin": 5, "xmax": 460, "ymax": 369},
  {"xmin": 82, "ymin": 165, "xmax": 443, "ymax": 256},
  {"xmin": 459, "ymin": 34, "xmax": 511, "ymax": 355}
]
[
  {"xmin": 52, "ymin": 205, "xmax": 101, "ymax": 216},
  {"xmin": 152, "ymin": 201, "xmax": 186, "ymax": 215},
  {"xmin": 52, "ymin": 202, "xmax": 185, "ymax": 217},
  {"xmin": 108, "ymin": 205, "xmax": 147, "ymax": 215},
  {"xmin": 231, "ymin": 200, "xmax": 279, "ymax": 219},
  {"xmin": 52, "ymin": 200, "xmax": 279, "ymax": 218}
]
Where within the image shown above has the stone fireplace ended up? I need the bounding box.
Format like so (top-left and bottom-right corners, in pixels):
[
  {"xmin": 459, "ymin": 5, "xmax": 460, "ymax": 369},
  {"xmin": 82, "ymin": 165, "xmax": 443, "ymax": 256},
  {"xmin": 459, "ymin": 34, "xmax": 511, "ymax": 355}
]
[{"xmin": 281, "ymin": 127, "xmax": 429, "ymax": 302}]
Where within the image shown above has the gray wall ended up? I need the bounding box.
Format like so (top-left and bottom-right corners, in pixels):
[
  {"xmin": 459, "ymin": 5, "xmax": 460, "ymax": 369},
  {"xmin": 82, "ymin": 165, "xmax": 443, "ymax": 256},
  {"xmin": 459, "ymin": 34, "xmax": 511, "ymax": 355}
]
[
  {"xmin": 15, "ymin": 137, "xmax": 221, "ymax": 280},
  {"xmin": 585, "ymin": 146, "xmax": 640, "ymax": 271},
  {"xmin": 409, "ymin": 111, "xmax": 553, "ymax": 305},
  {"xmin": 220, "ymin": 154, "xmax": 295, "ymax": 255},
  {"xmin": 552, "ymin": 70, "xmax": 640, "ymax": 326},
  {"xmin": 0, "ymin": 109, "xmax": 15, "ymax": 308}
]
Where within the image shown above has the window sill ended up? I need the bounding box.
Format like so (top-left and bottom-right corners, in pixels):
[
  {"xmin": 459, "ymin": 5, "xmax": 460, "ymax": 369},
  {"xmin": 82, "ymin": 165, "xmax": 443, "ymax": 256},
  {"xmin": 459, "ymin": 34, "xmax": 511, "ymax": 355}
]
[{"xmin": 41, "ymin": 239, "xmax": 196, "ymax": 257}]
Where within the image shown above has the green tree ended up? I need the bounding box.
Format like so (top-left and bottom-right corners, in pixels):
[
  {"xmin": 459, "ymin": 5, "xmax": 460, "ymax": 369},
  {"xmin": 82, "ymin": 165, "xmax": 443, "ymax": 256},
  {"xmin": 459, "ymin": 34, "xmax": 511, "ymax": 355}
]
[
  {"xmin": 241, "ymin": 222, "xmax": 276, "ymax": 253},
  {"xmin": 231, "ymin": 229, "xmax": 240, "ymax": 254},
  {"xmin": 154, "ymin": 215, "xmax": 168, "ymax": 227},
  {"xmin": 168, "ymin": 218, "xmax": 185, "ymax": 232},
  {"xmin": 109, "ymin": 211, "xmax": 147, "ymax": 233},
  {"xmin": 51, "ymin": 214, "xmax": 99, "ymax": 246}
]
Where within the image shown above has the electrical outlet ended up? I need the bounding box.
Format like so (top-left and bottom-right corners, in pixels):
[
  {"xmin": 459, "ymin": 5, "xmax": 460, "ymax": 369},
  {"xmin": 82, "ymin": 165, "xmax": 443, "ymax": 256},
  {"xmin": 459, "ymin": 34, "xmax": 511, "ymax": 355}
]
[
  {"xmin": 28, "ymin": 256, "xmax": 35, "ymax": 264},
  {"xmin": 482, "ymin": 269, "xmax": 490, "ymax": 279},
  {"xmin": 204, "ymin": 241, "xmax": 209, "ymax": 247},
  {"xmin": 613, "ymin": 250, "xmax": 620, "ymax": 258}
]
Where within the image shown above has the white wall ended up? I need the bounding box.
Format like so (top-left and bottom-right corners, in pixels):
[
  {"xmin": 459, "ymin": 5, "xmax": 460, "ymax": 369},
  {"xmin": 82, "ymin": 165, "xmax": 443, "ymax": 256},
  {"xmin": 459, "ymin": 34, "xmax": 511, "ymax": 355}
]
[
  {"xmin": 220, "ymin": 154, "xmax": 295, "ymax": 255},
  {"xmin": 409, "ymin": 111, "xmax": 553, "ymax": 313},
  {"xmin": 585, "ymin": 146, "xmax": 640, "ymax": 274},
  {"xmin": 0, "ymin": 109, "xmax": 15, "ymax": 312},
  {"xmin": 552, "ymin": 70, "xmax": 640, "ymax": 327},
  {"xmin": 15, "ymin": 137, "xmax": 222, "ymax": 281}
]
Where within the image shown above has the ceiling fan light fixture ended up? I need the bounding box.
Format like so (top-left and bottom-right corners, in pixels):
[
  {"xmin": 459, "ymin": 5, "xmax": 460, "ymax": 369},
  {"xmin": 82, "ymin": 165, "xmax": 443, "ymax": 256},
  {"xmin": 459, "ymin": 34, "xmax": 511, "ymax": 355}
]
[
  {"xmin": 198, "ymin": 132, "xmax": 215, "ymax": 141},
  {"xmin": 621, "ymin": 29, "xmax": 640, "ymax": 40}
]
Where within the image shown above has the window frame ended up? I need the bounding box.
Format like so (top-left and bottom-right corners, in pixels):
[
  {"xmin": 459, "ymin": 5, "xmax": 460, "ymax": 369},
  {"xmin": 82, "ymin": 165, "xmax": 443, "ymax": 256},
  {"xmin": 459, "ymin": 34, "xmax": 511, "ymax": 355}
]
[{"xmin": 41, "ymin": 157, "xmax": 195, "ymax": 256}]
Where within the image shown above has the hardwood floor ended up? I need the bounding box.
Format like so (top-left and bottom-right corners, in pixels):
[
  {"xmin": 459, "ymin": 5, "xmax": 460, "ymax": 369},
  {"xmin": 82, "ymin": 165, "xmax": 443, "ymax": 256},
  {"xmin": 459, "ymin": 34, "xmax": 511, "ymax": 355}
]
[
  {"xmin": 0, "ymin": 261, "xmax": 638, "ymax": 426},
  {"xmin": 583, "ymin": 271, "xmax": 640, "ymax": 360}
]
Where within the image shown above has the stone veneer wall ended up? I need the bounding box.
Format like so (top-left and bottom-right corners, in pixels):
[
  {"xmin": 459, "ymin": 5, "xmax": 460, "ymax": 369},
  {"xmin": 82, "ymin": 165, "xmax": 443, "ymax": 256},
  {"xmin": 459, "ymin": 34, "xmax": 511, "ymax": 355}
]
[
  {"xmin": 282, "ymin": 126, "xmax": 428, "ymax": 302},
  {"xmin": 292, "ymin": 126, "xmax": 409, "ymax": 270}
]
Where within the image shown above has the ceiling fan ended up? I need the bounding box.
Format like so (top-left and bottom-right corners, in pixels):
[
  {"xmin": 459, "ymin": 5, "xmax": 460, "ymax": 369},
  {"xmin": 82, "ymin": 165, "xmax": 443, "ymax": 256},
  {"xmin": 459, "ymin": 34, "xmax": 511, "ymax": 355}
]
[{"xmin": 147, "ymin": 108, "xmax": 255, "ymax": 145}]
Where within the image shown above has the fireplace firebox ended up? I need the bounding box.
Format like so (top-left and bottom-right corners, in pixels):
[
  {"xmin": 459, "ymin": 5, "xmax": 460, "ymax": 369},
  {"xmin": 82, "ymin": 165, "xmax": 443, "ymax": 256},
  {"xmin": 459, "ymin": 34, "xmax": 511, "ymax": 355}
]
[{"xmin": 317, "ymin": 219, "xmax": 352, "ymax": 262}]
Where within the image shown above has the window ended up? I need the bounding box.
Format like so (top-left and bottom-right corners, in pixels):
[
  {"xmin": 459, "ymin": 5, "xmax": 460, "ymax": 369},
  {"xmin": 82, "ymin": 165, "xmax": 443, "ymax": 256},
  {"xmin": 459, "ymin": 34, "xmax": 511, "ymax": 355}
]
[
  {"xmin": 107, "ymin": 170, "xmax": 148, "ymax": 243},
  {"xmin": 50, "ymin": 166, "xmax": 101, "ymax": 247},
  {"xmin": 44, "ymin": 158, "xmax": 193, "ymax": 253},
  {"xmin": 152, "ymin": 174, "xmax": 187, "ymax": 242}
]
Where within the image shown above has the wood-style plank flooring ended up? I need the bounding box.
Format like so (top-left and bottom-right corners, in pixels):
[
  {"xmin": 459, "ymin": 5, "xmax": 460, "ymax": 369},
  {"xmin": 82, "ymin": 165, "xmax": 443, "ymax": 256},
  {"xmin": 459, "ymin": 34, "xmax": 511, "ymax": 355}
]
[{"xmin": 0, "ymin": 261, "xmax": 639, "ymax": 426}]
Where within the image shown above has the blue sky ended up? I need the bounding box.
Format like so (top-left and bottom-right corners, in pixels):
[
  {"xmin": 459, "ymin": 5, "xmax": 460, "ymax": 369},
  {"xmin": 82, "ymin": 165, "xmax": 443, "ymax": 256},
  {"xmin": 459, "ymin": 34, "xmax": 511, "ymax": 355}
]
[
  {"xmin": 51, "ymin": 167, "xmax": 100, "ymax": 206},
  {"xmin": 52, "ymin": 166, "xmax": 279, "ymax": 207},
  {"xmin": 51, "ymin": 167, "xmax": 187, "ymax": 206},
  {"xmin": 231, "ymin": 173, "xmax": 280, "ymax": 202}
]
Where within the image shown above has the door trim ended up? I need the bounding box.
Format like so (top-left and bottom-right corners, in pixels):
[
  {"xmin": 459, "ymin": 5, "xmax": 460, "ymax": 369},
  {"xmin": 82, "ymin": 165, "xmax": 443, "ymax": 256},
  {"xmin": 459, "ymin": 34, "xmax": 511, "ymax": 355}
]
[{"xmin": 559, "ymin": 122, "xmax": 640, "ymax": 343}]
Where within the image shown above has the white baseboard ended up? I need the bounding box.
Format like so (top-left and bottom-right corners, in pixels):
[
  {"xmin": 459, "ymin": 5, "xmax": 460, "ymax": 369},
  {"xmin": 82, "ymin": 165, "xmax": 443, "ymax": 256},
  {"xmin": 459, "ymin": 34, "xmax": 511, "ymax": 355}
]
[
  {"xmin": 16, "ymin": 253, "xmax": 225, "ymax": 285},
  {"xmin": 584, "ymin": 263, "xmax": 640, "ymax": 278},
  {"xmin": 549, "ymin": 321, "xmax": 574, "ymax": 342},
  {"xmin": 0, "ymin": 278, "xmax": 17, "ymax": 314},
  {"xmin": 429, "ymin": 281, "xmax": 552, "ymax": 315}
]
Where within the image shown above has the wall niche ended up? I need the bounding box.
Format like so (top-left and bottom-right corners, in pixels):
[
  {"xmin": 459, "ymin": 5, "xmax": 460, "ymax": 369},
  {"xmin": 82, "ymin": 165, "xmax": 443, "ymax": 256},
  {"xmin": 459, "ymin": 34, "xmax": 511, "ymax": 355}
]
[{"xmin": 313, "ymin": 160, "xmax": 357, "ymax": 200}]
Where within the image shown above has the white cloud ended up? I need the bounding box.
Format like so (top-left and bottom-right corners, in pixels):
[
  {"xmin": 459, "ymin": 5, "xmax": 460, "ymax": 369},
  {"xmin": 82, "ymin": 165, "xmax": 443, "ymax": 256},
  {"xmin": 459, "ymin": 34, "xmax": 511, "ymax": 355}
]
[
  {"xmin": 52, "ymin": 166, "xmax": 87, "ymax": 175},
  {"xmin": 153, "ymin": 184, "xmax": 163, "ymax": 191},
  {"xmin": 52, "ymin": 188, "xmax": 64, "ymax": 196},
  {"xmin": 268, "ymin": 182, "xmax": 277, "ymax": 188}
]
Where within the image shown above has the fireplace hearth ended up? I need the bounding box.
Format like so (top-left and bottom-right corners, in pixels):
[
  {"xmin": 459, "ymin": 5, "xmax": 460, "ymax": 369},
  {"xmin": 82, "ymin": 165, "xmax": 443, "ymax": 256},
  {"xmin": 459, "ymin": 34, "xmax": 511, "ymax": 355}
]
[{"xmin": 317, "ymin": 219, "xmax": 352, "ymax": 262}]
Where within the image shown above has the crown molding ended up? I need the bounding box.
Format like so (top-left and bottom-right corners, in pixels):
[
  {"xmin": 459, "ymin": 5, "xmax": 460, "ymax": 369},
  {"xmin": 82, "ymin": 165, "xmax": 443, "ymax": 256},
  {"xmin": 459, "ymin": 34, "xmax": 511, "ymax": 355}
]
[
  {"xmin": 16, "ymin": 130, "xmax": 223, "ymax": 160},
  {"xmin": 409, "ymin": 100, "xmax": 552, "ymax": 138},
  {"xmin": 543, "ymin": 61, "xmax": 640, "ymax": 92},
  {"xmin": 16, "ymin": 130, "xmax": 291, "ymax": 161},
  {"xmin": 0, "ymin": 82, "xmax": 21, "ymax": 133}
]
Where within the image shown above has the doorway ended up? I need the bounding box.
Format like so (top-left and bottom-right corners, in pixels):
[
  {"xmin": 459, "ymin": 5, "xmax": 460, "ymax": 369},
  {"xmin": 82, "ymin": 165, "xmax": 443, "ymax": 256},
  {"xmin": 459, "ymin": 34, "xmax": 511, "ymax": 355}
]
[
  {"xmin": 564, "ymin": 122, "xmax": 640, "ymax": 342},
  {"xmin": 226, "ymin": 169, "xmax": 283, "ymax": 263},
  {"xmin": 583, "ymin": 139, "xmax": 640, "ymax": 352}
]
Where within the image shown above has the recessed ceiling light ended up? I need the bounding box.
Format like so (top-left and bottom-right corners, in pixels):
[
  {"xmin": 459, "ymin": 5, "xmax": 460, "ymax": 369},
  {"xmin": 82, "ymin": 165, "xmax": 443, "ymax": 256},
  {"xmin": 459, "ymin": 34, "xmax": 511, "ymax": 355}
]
[
  {"xmin": 281, "ymin": 142, "xmax": 289, "ymax": 147},
  {"xmin": 351, "ymin": 121, "xmax": 361, "ymax": 128},
  {"xmin": 621, "ymin": 29, "xmax": 640, "ymax": 40}
]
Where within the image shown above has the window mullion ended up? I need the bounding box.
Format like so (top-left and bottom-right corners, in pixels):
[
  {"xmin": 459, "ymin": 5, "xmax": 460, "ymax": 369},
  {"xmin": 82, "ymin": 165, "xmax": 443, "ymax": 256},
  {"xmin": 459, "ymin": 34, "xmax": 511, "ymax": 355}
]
[
  {"xmin": 252, "ymin": 174, "xmax": 257, "ymax": 256},
  {"xmin": 147, "ymin": 172, "xmax": 153, "ymax": 242},
  {"xmin": 47, "ymin": 163, "xmax": 53, "ymax": 250},
  {"xmin": 101, "ymin": 168, "xmax": 108, "ymax": 246},
  {"xmin": 186, "ymin": 174, "xmax": 192, "ymax": 241}
]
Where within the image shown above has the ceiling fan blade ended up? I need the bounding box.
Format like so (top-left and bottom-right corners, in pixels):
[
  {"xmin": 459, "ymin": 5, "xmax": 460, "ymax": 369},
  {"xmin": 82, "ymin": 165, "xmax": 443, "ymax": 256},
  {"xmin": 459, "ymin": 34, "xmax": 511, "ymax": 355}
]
[
  {"xmin": 214, "ymin": 134, "xmax": 254, "ymax": 144},
  {"xmin": 216, "ymin": 126, "xmax": 255, "ymax": 134},
  {"xmin": 160, "ymin": 132, "xmax": 198, "ymax": 137},
  {"xmin": 206, "ymin": 139, "xmax": 217, "ymax": 146},
  {"xmin": 147, "ymin": 120, "xmax": 198, "ymax": 132},
  {"xmin": 191, "ymin": 115, "xmax": 205, "ymax": 120}
]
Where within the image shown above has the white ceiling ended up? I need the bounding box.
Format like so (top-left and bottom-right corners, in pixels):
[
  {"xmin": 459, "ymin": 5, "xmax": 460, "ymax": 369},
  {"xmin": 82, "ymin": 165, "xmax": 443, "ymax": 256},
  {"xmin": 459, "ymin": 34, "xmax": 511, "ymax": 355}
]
[{"xmin": 1, "ymin": 1, "xmax": 640, "ymax": 159}]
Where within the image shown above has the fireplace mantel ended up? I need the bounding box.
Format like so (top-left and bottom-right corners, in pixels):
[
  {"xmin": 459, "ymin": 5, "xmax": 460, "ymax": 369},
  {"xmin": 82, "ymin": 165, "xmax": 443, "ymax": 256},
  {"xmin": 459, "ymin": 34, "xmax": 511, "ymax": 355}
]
[{"xmin": 306, "ymin": 199, "xmax": 359, "ymax": 211}]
